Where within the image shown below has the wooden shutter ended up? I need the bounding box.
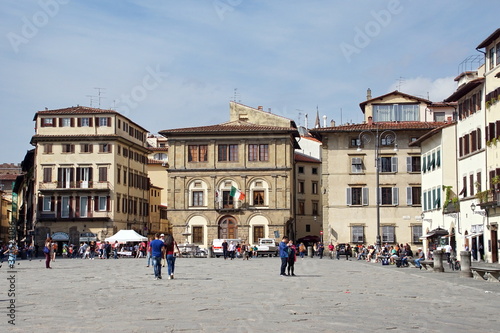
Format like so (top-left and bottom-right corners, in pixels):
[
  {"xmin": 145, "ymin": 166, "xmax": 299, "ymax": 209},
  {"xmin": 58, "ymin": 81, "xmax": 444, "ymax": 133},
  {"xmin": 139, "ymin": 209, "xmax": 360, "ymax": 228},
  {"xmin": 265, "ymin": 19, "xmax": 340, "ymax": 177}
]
[
  {"xmin": 406, "ymin": 157, "xmax": 412, "ymax": 172},
  {"xmin": 75, "ymin": 196, "xmax": 80, "ymax": 218},
  {"xmin": 107, "ymin": 196, "xmax": 111, "ymax": 212},
  {"xmin": 58, "ymin": 118, "xmax": 62, "ymax": 127},
  {"xmin": 362, "ymin": 188, "xmax": 369, "ymax": 206},
  {"xmin": 70, "ymin": 118, "xmax": 74, "ymax": 127},
  {"xmin": 406, "ymin": 187, "xmax": 412, "ymax": 205},
  {"xmin": 95, "ymin": 117, "xmax": 100, "ymax": 127},
  {"xmin": 94, "ymin": 196, "xmax": 99, "ymax": 211},
  {"xmin": 392, "ymin": 187, "xmax": 399, "ymax": 206},
  {"xmin": 69, "ymin": 196, "xmax": 73, "ymax": 218},
  {"xmin": 346, "ymin": 188, "xmax": 352, "ymax": 206},
  {"xmin": 107, "ymin": 117, "xmax": 112, "ymax": 127},
  {"xmin": 88, "ymin": 196, "xmax": 92, "ymax": 216},
  {"xmin": 391, "ymin": 157, "xmax": 398, "ymax": 172},
  {"xmin": 77, "ymin": 118, "xmax": 81, "ymax": 127},
  {"xmin": 57, "ymin": 196, "xmax": 61, "ymax": 218},
  {"xmin": 38, "ymin": 197, "xmax": 43, "ymax": 211},
  {"xmin": 89, "ymin": 117, "xmax": 93, "ymax": 127}
]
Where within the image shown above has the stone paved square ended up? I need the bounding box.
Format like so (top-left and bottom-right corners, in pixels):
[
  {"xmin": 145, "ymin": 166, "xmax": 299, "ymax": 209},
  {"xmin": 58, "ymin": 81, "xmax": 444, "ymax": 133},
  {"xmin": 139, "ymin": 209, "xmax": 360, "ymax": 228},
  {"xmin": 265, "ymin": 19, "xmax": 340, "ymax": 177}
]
[{"xmin": 1, "ymin": 256, "xmax": 500, "ymax": 332}]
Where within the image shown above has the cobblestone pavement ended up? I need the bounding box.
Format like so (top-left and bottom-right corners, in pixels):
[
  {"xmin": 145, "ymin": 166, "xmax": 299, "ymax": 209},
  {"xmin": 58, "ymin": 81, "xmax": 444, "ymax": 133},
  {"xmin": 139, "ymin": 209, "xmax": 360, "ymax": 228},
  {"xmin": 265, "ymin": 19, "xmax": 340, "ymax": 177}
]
[{"xmin": 1, "ymin": 255, "xmax": 499, "ymax": 333}]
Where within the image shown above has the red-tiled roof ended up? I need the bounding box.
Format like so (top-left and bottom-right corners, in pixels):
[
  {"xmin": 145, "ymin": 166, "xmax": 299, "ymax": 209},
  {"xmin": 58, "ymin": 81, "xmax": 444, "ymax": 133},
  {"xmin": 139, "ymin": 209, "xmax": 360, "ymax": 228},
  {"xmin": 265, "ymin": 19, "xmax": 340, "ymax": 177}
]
[
  {"xmin": 359, "ymin": 90, "xmax": 431, "ymax": 113},
  {"xmin": 0, "ymin": 174, "xmax": 19, "ymax": 180},
  {"xmin": 300, "ymin": 136, "xmax": 322, "ymax": 144},
  {"xmin": 294, "ymin": 152, "xmax": 320, "ymax": 163},
  {"xmin": 444, "ymin": 78, "xmax": 484, "ymax": 102},
  {"xmin": 408, "ymin": 122, "xmax": 456, "ymax": 147},
  {"xmin": 231, "ymin": 101, "xmax": 296, "ymax": 123},
  {"xmin": 310, "ymin": 121, "xmax": 448, "ymax": 133},
  {"xmin": 159, "ymin": 120, "xmax": 299, "ymax": 136},
  {"xmin": 477, "ymin": 28, "xmax": 500, "ymax": 49},
  {"xmin": 148, "ymin": 147, "xmax": 169, "ymax": 151},
  {"xmin": 429, "ymin": 101, "xmax": 457, "ymax": 107},
  {"xmin": 148, "ymin": 159, "xmax": 168, "ymax": 165}
]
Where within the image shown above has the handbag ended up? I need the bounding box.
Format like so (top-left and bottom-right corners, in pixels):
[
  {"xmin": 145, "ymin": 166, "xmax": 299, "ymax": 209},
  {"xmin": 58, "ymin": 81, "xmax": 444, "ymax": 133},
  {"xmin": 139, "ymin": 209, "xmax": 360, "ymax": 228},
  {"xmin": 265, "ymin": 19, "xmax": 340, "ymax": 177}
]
[{"xmin": 43, "ymin": 246, "xmax": 50, "ymax": 254}]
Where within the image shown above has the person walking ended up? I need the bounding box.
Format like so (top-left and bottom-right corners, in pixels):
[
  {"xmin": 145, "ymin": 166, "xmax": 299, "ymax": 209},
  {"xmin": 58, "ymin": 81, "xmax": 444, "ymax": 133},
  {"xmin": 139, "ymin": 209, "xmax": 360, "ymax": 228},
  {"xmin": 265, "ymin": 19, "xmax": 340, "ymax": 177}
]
[
  {"xmin": 287, "ymin": 240, "xmax": 297, "ymax": 276},
  {"xmin": 228, "ymin": 241, "xmax": 236, "ymax": 260},
  {"xmin": 43, "ymin": 237, "xmax": 52, "ymax": 269},
  {"xmin": 328, "ymin": 242, "xmax": 334, "ymax": 259},
  {"xmin": 298, "ymin": 242, "xmax": 306, "ymax": 259},
  {"xmin": 150, "ymin": 233, "xmax": 165, "ymax": 280},
  {"xmin": 164, "ymin": 234, "xmax": 181, "ymax": 279},
  {"xmin": 146, "ymin": 237, "xmax": 152, "ymax": 267},
  {"xmin": 222, "ymin": 240, "xmax": 229, "ymax": 260},
  {"xmin": 318, "ymin": 242, "xmax": 325, "ymax": 259},
  {"xmin": 279, "ymin": 236, "xmax": 289, "ymax": 276},
  {"xmin": 113, "ymin": 240, "xmax": 119, "ymax": 259},
  {"xmin": 3, "ymin": 241, "xmax": 18, "ymax": 269}
]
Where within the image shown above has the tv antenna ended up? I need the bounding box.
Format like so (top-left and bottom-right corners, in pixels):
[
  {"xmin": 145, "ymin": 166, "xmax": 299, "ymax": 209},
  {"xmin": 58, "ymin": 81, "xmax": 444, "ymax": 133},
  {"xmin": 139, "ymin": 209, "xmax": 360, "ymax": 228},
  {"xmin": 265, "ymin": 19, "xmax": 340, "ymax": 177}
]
[
  {"xmin": 233, "ymin": 88, "xmax": 241, "ymax": 102},
  {"xmin": 397, "ymin": 76, "xmax": 405, "ymax": 91},
  {"xmin": 94, "ymin": 87, "xmax": 106, "ymax": 108},
  {"xmin": 86, "ymin": 95, "xmax": 97, "ymax": 107}
]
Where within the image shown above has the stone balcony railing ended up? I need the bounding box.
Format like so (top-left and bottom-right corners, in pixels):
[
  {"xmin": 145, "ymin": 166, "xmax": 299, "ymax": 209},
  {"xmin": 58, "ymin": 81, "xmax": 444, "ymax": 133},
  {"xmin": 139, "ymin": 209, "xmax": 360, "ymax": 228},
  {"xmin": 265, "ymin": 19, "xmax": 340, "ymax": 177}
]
[{"xmin": 38, "ymin": 181, "xmax": 112, "ymax": 191}]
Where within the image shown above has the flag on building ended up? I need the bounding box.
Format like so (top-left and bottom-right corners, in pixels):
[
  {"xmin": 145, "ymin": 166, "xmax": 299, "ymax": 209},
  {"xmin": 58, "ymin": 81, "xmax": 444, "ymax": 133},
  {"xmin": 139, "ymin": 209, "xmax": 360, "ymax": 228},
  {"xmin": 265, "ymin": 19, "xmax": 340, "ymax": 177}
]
[{"xmin": 230, "ymin": 186, "xmax": 246, "ymax": 200}]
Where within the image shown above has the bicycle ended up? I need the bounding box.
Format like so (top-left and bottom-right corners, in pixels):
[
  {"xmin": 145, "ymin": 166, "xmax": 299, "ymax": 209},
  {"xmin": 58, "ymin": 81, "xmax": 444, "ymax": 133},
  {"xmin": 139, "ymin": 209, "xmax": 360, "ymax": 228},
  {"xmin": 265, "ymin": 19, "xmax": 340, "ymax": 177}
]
[{"xmin": 449, "ymin": 256, "xmax": 461, "ymax": 271}]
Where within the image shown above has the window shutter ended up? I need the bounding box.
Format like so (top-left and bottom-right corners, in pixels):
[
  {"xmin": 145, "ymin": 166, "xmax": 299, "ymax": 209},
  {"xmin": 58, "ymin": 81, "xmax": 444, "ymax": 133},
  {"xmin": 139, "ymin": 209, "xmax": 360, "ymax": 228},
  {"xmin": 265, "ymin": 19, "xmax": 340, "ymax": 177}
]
[
  {"xmin": 392, "ymin": 187, "xmax": 399, "ymax": 206},
  {"xmin": 109, "ymin": 144, "xmax": 112, "ymax": 153},
  {"xmin": 107, "ymin": 117, "xmax": 112, "ymax": 127},
  {"xmin": 406, "ymin": 187, "xmax": 412, "ymax": 205},
  {"xmin": 391, "ymin": 157, "xmax": 398, "ymax": 172},
  {"xmin": 89, "ymin": 117, "xmax": 93, "ymax": 127},
  {"xmin": 378, "ymin": 188, "xmax": 382, "ymax": 205},
  {"xmin": 437, "ymin": 188, "xmax": 441, "ymax": 208},
  {"xmin": 107, "ymin": 196, "xmax": 111, "ymax": 212},
  {"xmin": 71, "ymin": 144, "xmax": 75, "ymax": 153},
  {"xmin": 75, "ymin": 196, "xmax": 80, "ymax": 218},
  {"xmin": 423, "ymin": 192, "xmax": 427, "ymax": 211},
  {"xmin": 406, "ymin": 157, "xmax": 411, "ymax": 172},
  {"xmin": 51, "ymin": 196, "xmax": 55, "ymax": 211},
  {"xmin": 69, "ymin": 196, "xmax": 73, "ymax": 218},
  {"xmin": 38, "ymin": 197, "xmax": 43, "ymax": 211},
  {"xmin": 436, "ymin": 150, "xmax": 441, "ymax": 167},
  {"xmin": 95, "ymin": 117, "xmax": 100, "ymax": 127},
  {"xmin": 70, "ymin": 118, "xmax": 74, "ymax": 127},
  {"xmin": 422, "ymin": 155, "xmax": 426, "ymax": 173},
  {"xmin": 477, "ymin": 129, "xmax": 482, "ymax": 150},
  {"xmin": 59, "ymin": 118, "xmax": 62, "ymax": 127},
  {"xmin": 94, "ymin": 196, "xmax": 99, "ymax": 211},
  {"xmin": 362, "ymin": 188, "xmax": 369, "ymax": 206},
  {"xmin": 346, "ymin": 188, "xmax": 352, "ymax": 206},
  {"xmin": 76, "ymin": 168, "xmax": 81, "ymax": 182},
  {"xmin": 57, "ymin": 196, "xmax": 61, "ymax": 218},
  {"xmin": 41, "ymin": 119, "xmax": 46, "ymax": 127},
  {"xmin": 88, "ymin": 196, "xmax": 92, "ymax": 215},
  {"xmin": 77, "ymin": 118, "xmax": 81, "ymax": 127}
]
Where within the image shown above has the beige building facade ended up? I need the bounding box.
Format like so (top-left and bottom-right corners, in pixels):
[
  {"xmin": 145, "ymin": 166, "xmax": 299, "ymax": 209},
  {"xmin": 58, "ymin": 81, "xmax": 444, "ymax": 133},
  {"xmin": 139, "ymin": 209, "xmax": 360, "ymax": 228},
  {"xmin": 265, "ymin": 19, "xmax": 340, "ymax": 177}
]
[
  {"xmin": 30, "ymin": 106, "xmax": 150, "ymax": 248},
  {"xmin": 159, "ymin": 102, "xmax": 299, "ymax": 249}
]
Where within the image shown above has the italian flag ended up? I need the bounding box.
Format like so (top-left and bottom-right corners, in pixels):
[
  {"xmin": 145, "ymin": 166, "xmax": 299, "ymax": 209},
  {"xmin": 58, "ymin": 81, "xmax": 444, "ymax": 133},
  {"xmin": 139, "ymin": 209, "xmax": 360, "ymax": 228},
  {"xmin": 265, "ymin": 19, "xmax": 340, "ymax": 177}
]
[{"xmin": 230, "ymin": 186, "xmax": 246, "ymax": 200}]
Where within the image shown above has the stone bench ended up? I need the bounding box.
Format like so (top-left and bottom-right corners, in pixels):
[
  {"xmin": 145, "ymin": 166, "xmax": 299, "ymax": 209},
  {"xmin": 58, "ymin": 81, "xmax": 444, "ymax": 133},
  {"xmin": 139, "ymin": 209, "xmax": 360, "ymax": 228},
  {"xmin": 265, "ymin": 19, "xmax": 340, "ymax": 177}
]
[
  {"xmin": 470, "ymin": 267, "xmax": 500, "ymax": 282},
  {"xmin": 419, "ymin": 260, "xmax": 434, "ymax": 270}
]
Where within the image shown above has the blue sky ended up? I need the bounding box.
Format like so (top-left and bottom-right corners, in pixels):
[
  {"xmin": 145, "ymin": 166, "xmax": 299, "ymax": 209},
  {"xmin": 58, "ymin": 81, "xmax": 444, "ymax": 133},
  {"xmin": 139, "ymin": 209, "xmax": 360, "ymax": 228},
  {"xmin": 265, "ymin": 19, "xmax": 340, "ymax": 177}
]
[{"xmin": 0, "ymin": 0, "xmax": 499, "ymax": 162}]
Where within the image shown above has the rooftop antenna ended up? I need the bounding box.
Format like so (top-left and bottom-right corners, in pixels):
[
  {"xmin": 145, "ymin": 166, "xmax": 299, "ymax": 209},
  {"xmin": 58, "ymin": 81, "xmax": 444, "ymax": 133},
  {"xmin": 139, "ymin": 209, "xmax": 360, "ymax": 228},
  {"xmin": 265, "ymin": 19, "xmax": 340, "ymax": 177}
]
[
  {"xmin": 340, "ymin": 108, "xmax": 343, "ymax": 125},
  {"xmin": 296, "ymin": 109, "xmax": 303, "ymax": 127},
  {"xmin": 397, "ymin": 76, "xmax": 405, "ymax": 91},
  {"xmin": 94, "ymin": 87, "xmax": 106, "ymax": 108},
  {"xmin": 233, "ymin": 88, "xmax": 241, "ymax": 103},
  {"xmin": 86, "ymin": 95, "xmax": 97, "ymax": 107}
]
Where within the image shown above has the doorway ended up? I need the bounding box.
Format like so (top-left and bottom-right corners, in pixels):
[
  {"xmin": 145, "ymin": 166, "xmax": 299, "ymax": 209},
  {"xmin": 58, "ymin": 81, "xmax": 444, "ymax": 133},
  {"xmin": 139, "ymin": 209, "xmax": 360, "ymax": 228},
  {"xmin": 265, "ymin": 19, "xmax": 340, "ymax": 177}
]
[
  {"xmin": 491, "ymin": 229, "xmax": 498, "ymax": 263},
  {"xmin": 218, "ymin": 216, "xmax": 237, "ymax": 239}
]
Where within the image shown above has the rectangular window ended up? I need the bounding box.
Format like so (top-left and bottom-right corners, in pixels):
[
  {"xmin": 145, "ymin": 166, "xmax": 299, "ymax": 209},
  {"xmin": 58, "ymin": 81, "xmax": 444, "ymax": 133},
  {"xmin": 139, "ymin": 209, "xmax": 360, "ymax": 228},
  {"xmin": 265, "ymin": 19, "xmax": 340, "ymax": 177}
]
[
  {"xmin": 433, "ymin": 112, "xmax": 445, "ymax": 122},
  {"xmin": 470, "ymin": 174, "xmax": 474, "ymax": 197},
  {"xmin": 497, "ymin": 43, "xmax": 500, "ymax": 68},
  {"xmin": 312, "ymin": 202, "xmax": 318, "ymax": 216},
  {"xmin": 80, "ymin": 117, "xmax": 90, "ymax": 127},
  {"xmin": 351, "ymin": 226, "xmax": 364, "ymax": 243},
  {"xmin": 381, "ymin": 226, "xmax": 395, "ymax": 243},
  {"xmin": 99, "ymin": 143, "xmax": 112, "ymax": 153},
  {"xmin": 98, "ymin": 117, "xmax": 108, "ymax": 127},
  {"xmin": 351, "ymin": 188, "xmax": 362, "ymax": 205},
  {"xmin": 351, "ymin": 157, "xmax": 363, "ymax": 173},
  {"xmin": 253, "ymin": 226, "xmax": 264, "ymax": 241},
  {"xmin": 43, "ymin": 196, "xmax": 52, "ymax": 211},
  {"xmin": 462, "ymin": 176, "xmax": 467, "ymax": 197},
  {"xmin": 248, "ymin": 144, "xmax": 269, "ymax": 161},
  {"xmin": 98, "ymin": 167, "xmax": 108, "ymax": 182},
  {"xmin": 350, "ymin": 138, "xmax": 361, "ymax": 147},
  {"xmin": 222, "ymin": 190, "xmax": 234, "ymax": 208},
  {"xmin": 253, "ymin": 190, "xmax": 265, "ymax": 206},
  {"xmin": 188, "ymin": 145, "xmax": 208, "ymax": 162},
  {"xmin": 381, "ymin": 187, "xmax": 398, "ymax": 205},
  {"xmin": 476, "ymin": 172, "xmax": 482, "ymax": 193},
  {"xmin": 192, "ymin": 226, "xmax": 203, "ymax": 244},
  {"xmin": 298, "ymin": 166, "xmax": 304, "ymax": 174},
  {"xmin": 43, "ymin": 144, "xmax": 53, "ymax": 154},
  {"xmin": 98, "ymin": 196, "xmax": 107, "ymax": 211},
  {"xmin": 43, "ymin": 167, "xmax": 52, "ymax": 183},
  {"xmin": 346, "ymin": 187, "xmax": 369, "ymax": 206},
  {"xmin": 61, "ymin": 196, "xmax": 70, "ymax": 218},
  {"xmin": 62, "ymin": 144, "xmax": 75, "ymax": 153},
  {"xmin": 192, "ymin": 191, "xmax": 204, "ymax": 206},
  {"xmin": 380, "ymin": 156, "xmax": 397, "ymax": 173},
  {"xmin": 80, "ymin": 196, "xmax": 88, "ymax": 217},
  {"xmin": 312, "ymin": 167, "xmax": 318, "ymax": 175},
  {"xmin": 298, "ymin": 181, "xmax": 305, "ymax": 194},
  {"xmin": 490, "ymin": 47, "xmax": 496, "ymax": 69},
  {"xmin": 373, "ymin": 104, "xmax": 419, "ymax": 122},
  {"xmin": 312, "ymin": 182, "xmax": 318, "ymax": 194},
  {"xmin": 412, "ymin": 225, "xmax": 422, "ymax": 244},
  {"xmin": 298, "ymin": 201, "xmax": 305, "ymax": 215},
  {"xmin": 42, "ymin": 118, "xmax": 54, "ymax": 127},
  {"xmin": 406, "ymin": 186, "xmax": 421, "ymax": 206},
  {"xmin": 61, "ymin": 118, "xmax": 71, "ymax": 127},
  {"xmin": 407, "ymin": 156, "xmax": 421, "ymax": 172},
  {"xmin": 305, "ymin": 224, "xmax": 311, "ymax": 233},
  {"xmin": 81, "ymin": 144, "xmax": 92, "ymax": 153},
  {"xmin": 218, "ymin": 144, "xmax": 239, "ymax": 161}
]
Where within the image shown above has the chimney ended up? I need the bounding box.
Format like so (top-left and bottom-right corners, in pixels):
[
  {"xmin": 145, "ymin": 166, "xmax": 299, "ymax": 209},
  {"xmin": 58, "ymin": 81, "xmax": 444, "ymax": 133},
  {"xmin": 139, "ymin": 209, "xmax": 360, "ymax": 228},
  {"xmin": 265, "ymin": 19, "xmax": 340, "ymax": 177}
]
[
  {"xmin": 367, "ymin": 88, "xmax": 372, "ymax": 100},
  {"xmin": 330, "ymin": 120, "xmax": 336, "ymax": 127},
  {"xmin": 305, "ymin": 113, "xmax": 308, "ymax": 129},
  {"xmin": 323, "ymin": 115, "xmax": 327, "ymax": 127},
  {"xmin": 258, "ymin": 106, "xmax": 263, "ymax": 111},
  {"xmin": 368, "ymin": 116, "xmax": 373, "ymax": 125},
  {"xmin": 447, "ymin": 116, "xmax": 452, "ymax": 122}
]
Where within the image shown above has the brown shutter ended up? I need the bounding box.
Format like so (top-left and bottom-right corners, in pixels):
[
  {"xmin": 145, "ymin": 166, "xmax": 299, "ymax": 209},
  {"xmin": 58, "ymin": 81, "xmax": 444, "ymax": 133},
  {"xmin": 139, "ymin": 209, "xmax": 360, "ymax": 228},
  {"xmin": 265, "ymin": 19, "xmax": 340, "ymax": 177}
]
[
  {"xmin": 94, "ymin": 196, "xmax": 99, "ymax": 211},
  {"xmin": 95, "ymin": 117, "xmax": 100, "ymax": 127},
  {"xmin": 69, "ymin": 196, "xmax": 73, "ymax": 218},
  {"xmin": 75, "ymin": 196, "xmax": 80, "ymax": 218},
  {"xmin": 57, "ymin": 196, "xmax": 61, "ymax": 218},
  {"xmin": 107, "ymin": 196, "xmax": 111, "ymax": 212},
  {"xmin": 51, "ymin": 196, "xmax": 55, "ymax": 212},
  {"xmin": 77, "ymin": 118, "xmax": 81, "ymax": 127},
  {"xmin": 71, "ymin": 144, "xmax": 75, "ymax": 153},
  {"xmin": 89, "ymin": 117, "xmax": 93, "ymax": 127},
  {"xmin": 41, "ymin": 119, "xmax": 45, "ymax": 127},
  {"xmin": 59, "ymin": 118, "xmax": 62, "ymax": 127},
  {"xmin": 88, "ymin": 196, "xmax": 92, "ymax": 216},
  {"xmin": 38, "ymin": 197, "xmax": 43, "ymax": 211},
  {"xmin": 107, "ymin": 117, "xmax": 111, "ymax": 127},
  {"xmin": 52, "ymin": 118, "xmax": 56, "ymax": 127},
  {"xmin": 109, "ymin": 144, "xmax": 112, "ymax": 153},
  {"xmin": 70, "ymin": 118, "xmax": 74, "ymax": 127}
]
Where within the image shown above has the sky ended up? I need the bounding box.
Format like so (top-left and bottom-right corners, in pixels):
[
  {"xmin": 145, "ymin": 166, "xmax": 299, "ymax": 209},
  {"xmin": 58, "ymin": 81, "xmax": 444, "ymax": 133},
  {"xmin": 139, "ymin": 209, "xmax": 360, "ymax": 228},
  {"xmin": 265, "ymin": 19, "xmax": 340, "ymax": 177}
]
[{"xmin": 0, "ymin": 0, "xmax": 499, "ymax": 163}]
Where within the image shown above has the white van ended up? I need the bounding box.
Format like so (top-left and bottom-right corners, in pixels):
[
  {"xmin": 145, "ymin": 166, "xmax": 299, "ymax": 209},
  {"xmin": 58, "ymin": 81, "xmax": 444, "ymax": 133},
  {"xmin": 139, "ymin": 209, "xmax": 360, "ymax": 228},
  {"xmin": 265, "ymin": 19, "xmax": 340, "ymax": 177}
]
[{"xmin": 212, "ymin": 239, "xmax": 243, "ymax": 257}]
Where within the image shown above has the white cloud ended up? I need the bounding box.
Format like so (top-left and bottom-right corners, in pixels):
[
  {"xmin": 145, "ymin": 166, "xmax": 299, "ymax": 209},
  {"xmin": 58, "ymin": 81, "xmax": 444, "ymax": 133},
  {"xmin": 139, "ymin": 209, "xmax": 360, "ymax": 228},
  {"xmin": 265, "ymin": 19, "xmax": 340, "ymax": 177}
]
[{"xmin": 387, "ymin": 76, "xmax": 457, "ymax": 102}]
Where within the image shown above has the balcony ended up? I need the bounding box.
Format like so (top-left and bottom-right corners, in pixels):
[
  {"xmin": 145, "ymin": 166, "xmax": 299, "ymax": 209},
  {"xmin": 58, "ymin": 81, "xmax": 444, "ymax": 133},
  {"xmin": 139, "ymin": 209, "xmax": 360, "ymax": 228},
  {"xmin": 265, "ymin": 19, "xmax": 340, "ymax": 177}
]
[
  {"xmin": 442, "ymin": 201, "xmax": 460, "ymax": 214},
  {"xmin": 478, "ymin": 189, "xmax": 500, "ymax": 208},
  {"xmin": 37, "ymin": 210, "xmax": 111, "ymax": 222},
  {"xmin": 38, "ymin": 181, "xmax": 112, "ymax": 191}
]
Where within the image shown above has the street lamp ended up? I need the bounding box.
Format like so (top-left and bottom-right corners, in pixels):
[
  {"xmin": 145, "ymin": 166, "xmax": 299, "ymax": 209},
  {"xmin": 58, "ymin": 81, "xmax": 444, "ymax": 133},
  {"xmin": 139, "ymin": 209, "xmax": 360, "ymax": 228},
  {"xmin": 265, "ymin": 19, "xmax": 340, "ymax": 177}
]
[{"xmin": 357, "ymin": 127, "xmax": 398, "ymax": 247}]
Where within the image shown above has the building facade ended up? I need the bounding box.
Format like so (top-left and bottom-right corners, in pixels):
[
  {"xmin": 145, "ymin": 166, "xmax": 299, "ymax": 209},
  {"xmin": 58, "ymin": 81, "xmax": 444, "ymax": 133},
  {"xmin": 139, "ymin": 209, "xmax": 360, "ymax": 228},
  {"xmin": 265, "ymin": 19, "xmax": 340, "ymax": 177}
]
[
  {"xmin": 159, "ymin": 102, "xmax": 299, "ymax": 249},
  {"xmin": 30, "ymin": 106, "xmax": 151, "ymax": 248}
]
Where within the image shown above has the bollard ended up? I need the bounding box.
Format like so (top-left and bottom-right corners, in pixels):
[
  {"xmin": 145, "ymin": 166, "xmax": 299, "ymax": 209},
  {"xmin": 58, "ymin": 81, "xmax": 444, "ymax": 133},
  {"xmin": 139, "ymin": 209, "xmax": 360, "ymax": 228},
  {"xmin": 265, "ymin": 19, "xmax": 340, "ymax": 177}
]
[
  {"xmin": 307, "ymin": 246, "xmax": 313, "ymax": 258},
  {"xmin": 432, "ymin": 250, "xmax": 445, "ymax": 272},
  {"xmin": 207, "ymin": 247, "xmax": 213, "ymax": 259},
  {"xmin": 459, "ymin": 251, "xmax": 473, "ymax": 278}
]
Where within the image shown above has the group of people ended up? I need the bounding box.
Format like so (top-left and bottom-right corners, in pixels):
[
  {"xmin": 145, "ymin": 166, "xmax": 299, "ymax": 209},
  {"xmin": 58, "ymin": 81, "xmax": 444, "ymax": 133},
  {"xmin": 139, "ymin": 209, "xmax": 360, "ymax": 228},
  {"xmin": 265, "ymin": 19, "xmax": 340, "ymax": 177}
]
[
  {"xmin": 220, "ymin": 240, "xmax": 255, "ymax": 260},
  {"xmin": 351, "ymin": 243, "xmax": 426, "ymax": 268},
  {"xmin": 279, "ymin": 236, "xmax": 298, "ymax": 276},
  {"xmin": 148, "ymin": 233, "xmax": 181, "ymax": 280}
]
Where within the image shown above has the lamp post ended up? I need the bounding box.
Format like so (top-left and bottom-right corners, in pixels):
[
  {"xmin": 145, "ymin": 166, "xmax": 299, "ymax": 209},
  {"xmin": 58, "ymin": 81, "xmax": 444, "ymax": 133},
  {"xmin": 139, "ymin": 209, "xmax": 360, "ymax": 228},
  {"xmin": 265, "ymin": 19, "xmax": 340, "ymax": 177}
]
[{"xmin": 357, "ymin": 127, "xmax": 398, "ymax": 248}]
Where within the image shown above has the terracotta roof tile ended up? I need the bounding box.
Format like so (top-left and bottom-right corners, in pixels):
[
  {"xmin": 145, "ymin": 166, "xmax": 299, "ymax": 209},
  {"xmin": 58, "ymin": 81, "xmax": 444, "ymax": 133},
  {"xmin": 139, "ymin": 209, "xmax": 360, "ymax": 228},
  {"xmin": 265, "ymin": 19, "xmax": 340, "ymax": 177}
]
[
  {"xmin": 359, "ymin": 90, "xmax": 431, "ymax": 113},
  {"xmin": 159, "ymin": 120, "xmax": 299, "ymax": 136},
  {"xmin": 311, "ymin": 121, "xmax": 448, "ymax": 133},
  {"xmin": 295, "ymin": 152, "xmax": 320, "ymax": 163},
  {"xmin": 0, "ymin": 174, "xmax": 20, "ymax": 180},
  {"xmin": 36, "ymin": 106, "xmax": 118, "ymax": 115}
]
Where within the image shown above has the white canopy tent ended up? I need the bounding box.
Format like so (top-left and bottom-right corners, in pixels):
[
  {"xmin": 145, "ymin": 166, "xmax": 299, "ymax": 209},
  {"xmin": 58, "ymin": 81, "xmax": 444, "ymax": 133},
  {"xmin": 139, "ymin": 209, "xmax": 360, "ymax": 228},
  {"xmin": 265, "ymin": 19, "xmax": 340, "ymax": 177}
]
[{"xmin": 105, "ymin": 230, "xmax": 147, "ymax": 243}]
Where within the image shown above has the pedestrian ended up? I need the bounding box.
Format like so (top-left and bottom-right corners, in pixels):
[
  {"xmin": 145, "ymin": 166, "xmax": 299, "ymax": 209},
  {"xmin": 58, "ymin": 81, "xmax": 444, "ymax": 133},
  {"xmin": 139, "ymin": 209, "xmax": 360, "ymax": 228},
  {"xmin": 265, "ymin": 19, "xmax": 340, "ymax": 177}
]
[
  {"xmin": 279, "ymin": 236, "xmax": 289, "ymax": 276},
  {"xmin": 105, "ymin": 241, "xmax": 111, "ymax": 259},
  {"xmin": 318, "ymin": 242, "xmax": 324, "ymax": 259},
  {"xmin": 146, "ymin": 237, "xmax": 152, "ymax": 267},
  {"xmin": 3, "ymin": 241, "xmax": 18, "ymax": 269},
  {"xmin": 27, "ymin": 242, "xmax": 34, "ymax": 261},
  {"xmin": 150, "ymin": 233, "xmax": 165, "ymax": 280},
  {"xmin": 287, "ymin": 240, "xmax": 297, "ymax": 276},
  {"xmin": 44, "ymin": 237, "xmax": 52, "ymax": 269},
  {"xmin": 113, "ymin": 240, "xmax": 119, "ymax": 259},
  {"xmin": 222, "ymin": 240, "xmax": 229, "ymax": 260},
  {"xmin": 298, "ymin": 242, "xmax": 306, "ymax": 259},
  {"xmin": 228, "ymin": 241, "xmax": 236, "ymax": 260},
  {"xmin": 51, "ymin": 242, "xmax": 57, "ymax": 262},
  {"xmin": 164, "ymin": 233, "xmax": 181, "ymax": 279}
]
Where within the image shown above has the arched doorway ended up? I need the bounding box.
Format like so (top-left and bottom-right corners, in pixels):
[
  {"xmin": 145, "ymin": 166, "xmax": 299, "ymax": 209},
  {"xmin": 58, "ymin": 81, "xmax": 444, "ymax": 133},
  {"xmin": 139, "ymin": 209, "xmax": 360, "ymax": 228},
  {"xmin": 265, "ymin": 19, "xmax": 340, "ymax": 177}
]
[{"xmin": 219, "ymin": 216, "xmax": 237, "ymax": 239}]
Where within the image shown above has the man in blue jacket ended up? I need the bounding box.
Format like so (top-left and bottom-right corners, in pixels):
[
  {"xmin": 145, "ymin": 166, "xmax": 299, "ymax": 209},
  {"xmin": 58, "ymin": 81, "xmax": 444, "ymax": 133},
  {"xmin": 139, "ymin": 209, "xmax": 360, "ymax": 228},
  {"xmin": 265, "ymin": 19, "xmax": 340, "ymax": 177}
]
[{"xmin": 279, "ymin": 236, "xmax": 289, "ymax": 276}]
